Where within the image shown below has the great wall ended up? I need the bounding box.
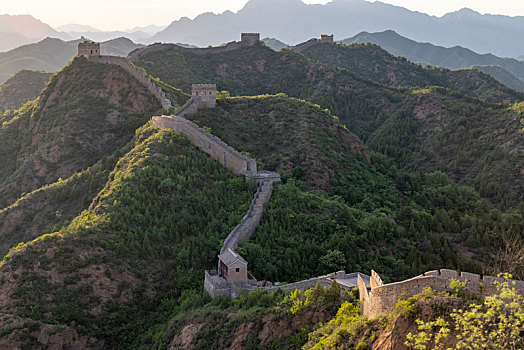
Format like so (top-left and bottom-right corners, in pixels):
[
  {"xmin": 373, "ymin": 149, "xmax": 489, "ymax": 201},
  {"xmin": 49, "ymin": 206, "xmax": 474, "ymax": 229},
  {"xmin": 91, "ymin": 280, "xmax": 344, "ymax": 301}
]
[
  {"xmin": 77, "ymin": 36, "xmax": 524, "ymax": 316},
  {"xmin": 87, "ymin": 55, "xmax": 172, "ymax": 110},
  {"xmin": 359, "ymin": 269, "xmax": 524, "ymax": 318},
  {"xmin": 128, "ymin": 33, "xmax": 263, "ymax": 62}
]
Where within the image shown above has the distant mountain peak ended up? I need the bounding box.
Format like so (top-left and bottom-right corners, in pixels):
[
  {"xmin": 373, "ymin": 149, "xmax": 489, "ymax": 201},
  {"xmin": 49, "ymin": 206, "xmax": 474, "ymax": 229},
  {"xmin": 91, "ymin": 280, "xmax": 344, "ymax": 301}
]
[
  {"xmin": 56, "ymin": 24, "xmax": 101, "ymax": 33},
  {"xmin": 442, "ymin": 7, "xmax": 482, "ymax": 19}
]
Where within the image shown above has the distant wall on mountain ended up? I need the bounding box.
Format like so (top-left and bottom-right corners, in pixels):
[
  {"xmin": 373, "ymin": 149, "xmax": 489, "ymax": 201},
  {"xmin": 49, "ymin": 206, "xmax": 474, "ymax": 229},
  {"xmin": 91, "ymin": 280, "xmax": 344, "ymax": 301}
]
[{"xmin": 128, "ymin": 39, "xmax": 263, "ymax": 62}]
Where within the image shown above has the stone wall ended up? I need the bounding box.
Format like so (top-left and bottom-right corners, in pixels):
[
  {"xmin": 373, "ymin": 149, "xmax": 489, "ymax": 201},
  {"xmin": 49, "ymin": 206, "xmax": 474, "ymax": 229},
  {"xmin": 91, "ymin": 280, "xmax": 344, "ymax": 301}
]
[
  {"xmin": 360, "ymin": 269, "xmax": 524, "ymax": 318},
  {"xmin": 204, "ymin": 270, "xmax": 233, "ymax": 297},
  {"xmin": 290, "ymin": 39, "xmax": 321, "ymax": 53},
  {"xmin": 153, "ymin": 95, "xmax": 372, "ymax": 300},
  {"xmin": 128, "ymin": 39, "xmax": 261, "ymax": 62},
  {"xmin": 88, "ymin": 55, "xmax": 172, "ymax": 110},
  {"xmin": 78, "ymin": 41, "xmax": 100, "ymax": 57},
  {"xmin": 192, "ymin": 84, "xmax": 217, "ymax": 108},
  {"xmin": 221, "ymin": 180, "xmax": 274, "ymax": 253},
  {"xmin": 291, "ymin": 36, "xmax": 334, "ymax": 53},
  {"xmin": 241, "ymin": 33, "xmax": 260, "ymax": 46},
  {"xmin": 318, "ymin": 34, "xmax": 334, "ymax": 43},
  {"xmin": 152, "ymin": 115, "xmax": 257, "ymax": 175},
  {"xmin": 205, "ymin": 269, "xmax": 370, "ymax": 298}
]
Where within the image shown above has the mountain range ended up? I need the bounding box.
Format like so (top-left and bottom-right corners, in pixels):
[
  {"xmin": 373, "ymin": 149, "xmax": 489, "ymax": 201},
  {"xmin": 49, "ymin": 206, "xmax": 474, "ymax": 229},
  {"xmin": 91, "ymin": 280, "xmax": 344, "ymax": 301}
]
[
  {"xmin": 342, "ymin": 30, "xmax": 524, "ymax": 91},
  {"xmin": 0, "ymin": 15, "xmax": 69, "ymax": 52},
  {"xmin": 0, "ymin": 16, "xmax": 161, "ymax": 52},
  {"xmin": 2, "ymin": 0, "xmax": 524, "ymax": 60},
  {"xmin": 150, "ymin": 0, "xmax": 524, "ymax": 58},
  {"xmin": 0, "ymin": 39, "xmax": 522, "ymax": 348}
]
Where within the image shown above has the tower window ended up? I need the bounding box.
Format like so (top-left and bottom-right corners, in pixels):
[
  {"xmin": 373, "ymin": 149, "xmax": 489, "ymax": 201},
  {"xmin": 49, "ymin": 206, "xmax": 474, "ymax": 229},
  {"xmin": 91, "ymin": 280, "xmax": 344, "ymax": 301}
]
[{"xmin": 236, "ymin": 268, "xmax": 240, "ymax": 273}]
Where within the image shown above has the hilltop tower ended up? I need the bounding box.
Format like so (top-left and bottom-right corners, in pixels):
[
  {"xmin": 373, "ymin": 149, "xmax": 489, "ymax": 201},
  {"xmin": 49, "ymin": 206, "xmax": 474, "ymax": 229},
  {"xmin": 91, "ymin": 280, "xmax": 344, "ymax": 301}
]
[
  {"xmin": 241, "ymin": 33, "xmax": 260, "ymax": 46},
  {"xmin": 192, "ymin": 84, "xmax": 217, "ymax": 108},
  {"xmin": 318, "ymin": 34, "xmax": 334, "ymax": 44},
  {"xmin": 78, "ymin": 40, "xmax": 100, "ymax": 57}
]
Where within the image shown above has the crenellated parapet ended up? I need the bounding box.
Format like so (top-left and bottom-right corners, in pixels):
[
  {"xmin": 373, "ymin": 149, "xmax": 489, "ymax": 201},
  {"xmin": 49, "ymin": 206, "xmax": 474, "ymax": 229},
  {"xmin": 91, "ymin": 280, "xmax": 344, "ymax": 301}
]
[
  {"xmin": 359, "ymin": 269, "xmax": 524, "ymax": 318},
  {"xmin": 152, "ymin": 115, "xmax": 257, "ymax": 176},
  {"xmin": 191, "ymin": 84, "xmax": 217, "ymax": 108},
  {"xmin": 241, "ymin": 33, "xmax": 260, "ymax": 46},
  {"xmin": 78, "ymin": 40, "xmax": 100, "ymax": 57}
]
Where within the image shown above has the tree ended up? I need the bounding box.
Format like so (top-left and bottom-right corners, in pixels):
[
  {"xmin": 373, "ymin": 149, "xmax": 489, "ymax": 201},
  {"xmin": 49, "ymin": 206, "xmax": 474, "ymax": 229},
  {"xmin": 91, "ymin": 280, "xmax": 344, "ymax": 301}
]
[
  {"xmin": 490, "ymin": 232, "xmax": 524, "ymax": 280},
  {"xmin": 326, "ymin": 280, "xmax": 341, "ymax": 304},
  {"xmin": 319, "ymin": 249, "xmax": 347, "ymax": 273}
]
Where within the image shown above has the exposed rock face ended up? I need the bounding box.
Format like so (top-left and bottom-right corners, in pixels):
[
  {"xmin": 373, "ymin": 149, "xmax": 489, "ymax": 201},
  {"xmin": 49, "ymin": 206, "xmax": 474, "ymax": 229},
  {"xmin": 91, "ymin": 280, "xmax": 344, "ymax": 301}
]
[
  {"xmin": 168, "ymin": 310, "xmax": 332, "ymax": 349},
  {"xmin": 0, "ymin": 313, "xmax": 104, "ymax": 349}
]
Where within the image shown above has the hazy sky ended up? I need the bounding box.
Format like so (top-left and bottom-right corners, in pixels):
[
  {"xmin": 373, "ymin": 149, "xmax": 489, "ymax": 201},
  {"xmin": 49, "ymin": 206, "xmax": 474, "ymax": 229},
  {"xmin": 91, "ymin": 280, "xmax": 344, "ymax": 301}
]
[{"xmin": 3, "ymin": 0, "xmax": 524, "ymax": 31}]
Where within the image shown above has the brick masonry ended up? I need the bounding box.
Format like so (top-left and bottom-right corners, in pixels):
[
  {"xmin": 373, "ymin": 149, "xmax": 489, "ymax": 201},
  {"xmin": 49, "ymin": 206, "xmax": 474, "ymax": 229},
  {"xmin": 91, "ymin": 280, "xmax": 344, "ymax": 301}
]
[{"xmin": 359, "ymin": 269, "xmax": 524, "ymax": 318}]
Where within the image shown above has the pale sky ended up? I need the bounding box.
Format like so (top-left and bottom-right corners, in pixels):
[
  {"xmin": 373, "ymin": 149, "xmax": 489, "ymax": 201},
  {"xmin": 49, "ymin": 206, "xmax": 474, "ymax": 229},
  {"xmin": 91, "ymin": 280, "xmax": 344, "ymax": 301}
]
[{"xmin": 2, "ymin": 0, "xmax": 523, "ymax": 31}]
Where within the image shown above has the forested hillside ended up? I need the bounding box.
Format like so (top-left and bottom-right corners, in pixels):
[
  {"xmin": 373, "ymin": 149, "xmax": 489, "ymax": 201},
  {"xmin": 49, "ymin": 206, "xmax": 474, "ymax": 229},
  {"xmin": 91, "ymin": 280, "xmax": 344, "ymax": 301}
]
[
  {"xmin": 133, "ymin": 43, "xmax": 524, "ymax": 206},
  {"xmin": 343, "ymin": 30, "xmax": 524, "ymax": 88},
  {"xmin": 299, "ymin": 42, "xmax": 522, "ymax": 98},
  {"xmin": 0, "ymin": 57, "xmax": 161, "ymax": 209},
  {"xmin": 0, "ymin": 70, "xmax": 51, "ymax": 111},
  {"xmin": 140, "ymin": 95, "xmax": 523, "ymax": 348},
  {"xmin": 0, "ymin": 38, "xmax": 522, "ymax": 349}
]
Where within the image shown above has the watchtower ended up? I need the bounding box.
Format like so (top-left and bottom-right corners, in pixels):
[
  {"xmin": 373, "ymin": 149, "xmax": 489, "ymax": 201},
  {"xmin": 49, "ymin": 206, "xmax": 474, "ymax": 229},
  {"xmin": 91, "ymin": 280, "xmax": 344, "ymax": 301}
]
[
  {"xmin": 218, "ymin": 248, "xmax": 248, "ymax": 282},
  {"xmin": 241, "ymin": 33, "xmax": 260, "ymax": 46},
  {"xmin": 192, "ymin": 84, "xmax": 217, "ymax": 108},
  {"xmin": 78, "ymin": 40, "xmax": 100, "ymax": 57},
  {"xmin": 318, "ymin": 34, "xmax": 334, "ymax": 44}
]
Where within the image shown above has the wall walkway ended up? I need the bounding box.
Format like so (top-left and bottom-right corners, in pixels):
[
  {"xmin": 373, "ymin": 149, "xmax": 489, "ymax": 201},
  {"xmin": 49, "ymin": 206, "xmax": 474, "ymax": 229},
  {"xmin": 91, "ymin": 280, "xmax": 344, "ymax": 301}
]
[
  {"xmin": 152, "ymin": 114, "xmax": 257, "ymax": 176},
  {"xmin": 152, "ymin": 97, "xmax": 287, "ymax": 298}
]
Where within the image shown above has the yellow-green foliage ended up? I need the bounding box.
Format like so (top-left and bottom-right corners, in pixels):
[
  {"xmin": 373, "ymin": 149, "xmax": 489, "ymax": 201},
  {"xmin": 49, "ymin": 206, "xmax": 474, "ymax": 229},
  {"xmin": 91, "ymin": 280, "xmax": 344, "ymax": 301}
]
[
  {"xmin": 513, "ymin": 102, "xmax": 524, "ymax": 132},
  {"xmin": 302, "ymin": 301, "xmax": 366, "ymax": 349},
  {"xmin": 276, "ymin": 281, "xmax": 344, "ymax": 316},
  {"xmin": 405, "ymin": 276, "xmax": 524, "ymax": 350}
]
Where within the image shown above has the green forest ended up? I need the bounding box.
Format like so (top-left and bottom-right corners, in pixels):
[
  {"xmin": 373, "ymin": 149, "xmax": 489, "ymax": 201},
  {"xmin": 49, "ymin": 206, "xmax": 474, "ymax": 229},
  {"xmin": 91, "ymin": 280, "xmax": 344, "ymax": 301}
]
[{"xmin": 0, "ymin": 40, "xmax": 521, "ymax": 349}]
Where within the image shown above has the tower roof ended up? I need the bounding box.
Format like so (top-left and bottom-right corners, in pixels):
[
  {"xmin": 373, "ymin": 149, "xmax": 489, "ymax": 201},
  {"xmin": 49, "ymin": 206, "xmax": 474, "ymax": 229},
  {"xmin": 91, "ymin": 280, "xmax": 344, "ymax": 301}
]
[{"xmin": 218, "ymin": 248, "xmax": 247, "ymax": 267}]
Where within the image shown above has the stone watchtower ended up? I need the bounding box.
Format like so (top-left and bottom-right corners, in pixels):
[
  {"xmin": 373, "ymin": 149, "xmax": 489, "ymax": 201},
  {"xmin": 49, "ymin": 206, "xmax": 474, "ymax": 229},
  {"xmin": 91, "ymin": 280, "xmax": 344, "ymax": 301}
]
[
  {"xmin": 318, "ymin": 34, "xmax": 334, "ymax": 44},
  {"xmin": 192, "ymin": 84, "xmax": 217, "ymax": 108},
  {"xmin": 218, "ymin": 248, "xmax": 248, "ymax": 282},
  {"xmin": 78, "ymin": 40, "xmax": 100, "ymax": 57},
  {"xmin": 241, "ymin": 33, "xmax": 260, "ymax": 46}
]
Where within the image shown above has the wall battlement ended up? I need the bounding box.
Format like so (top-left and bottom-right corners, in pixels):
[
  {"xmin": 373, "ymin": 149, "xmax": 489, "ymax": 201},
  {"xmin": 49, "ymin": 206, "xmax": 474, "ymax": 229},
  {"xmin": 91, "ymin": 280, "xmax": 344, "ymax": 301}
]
[
  {"xmin": 78, "ymin": 40, "xmax": 100, "ymax": 57},
  {"xmin": 191, "ymin": 84, "xmax": 217, "ymax": 107},
  {"xmin": 88, "ymin": 55, "xmax": 171, "ymax": 109},
  {"xmin": 152, "ymin": 115, "xmax": 257, "ymax": 175},
  {"xmin": 359, "ymin": 269, "xmax": 524, "ymax": 318},
  {"xmin": 318, "ymin": 34, "xmax": 334, "ymax": 43},
  {"xmin": 221, "ymin": 180, "xmax": 274, "ymax": 254},
  {"xmin": 241, "ymin": 33, "xmax": 260, "ymax": 46}
]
